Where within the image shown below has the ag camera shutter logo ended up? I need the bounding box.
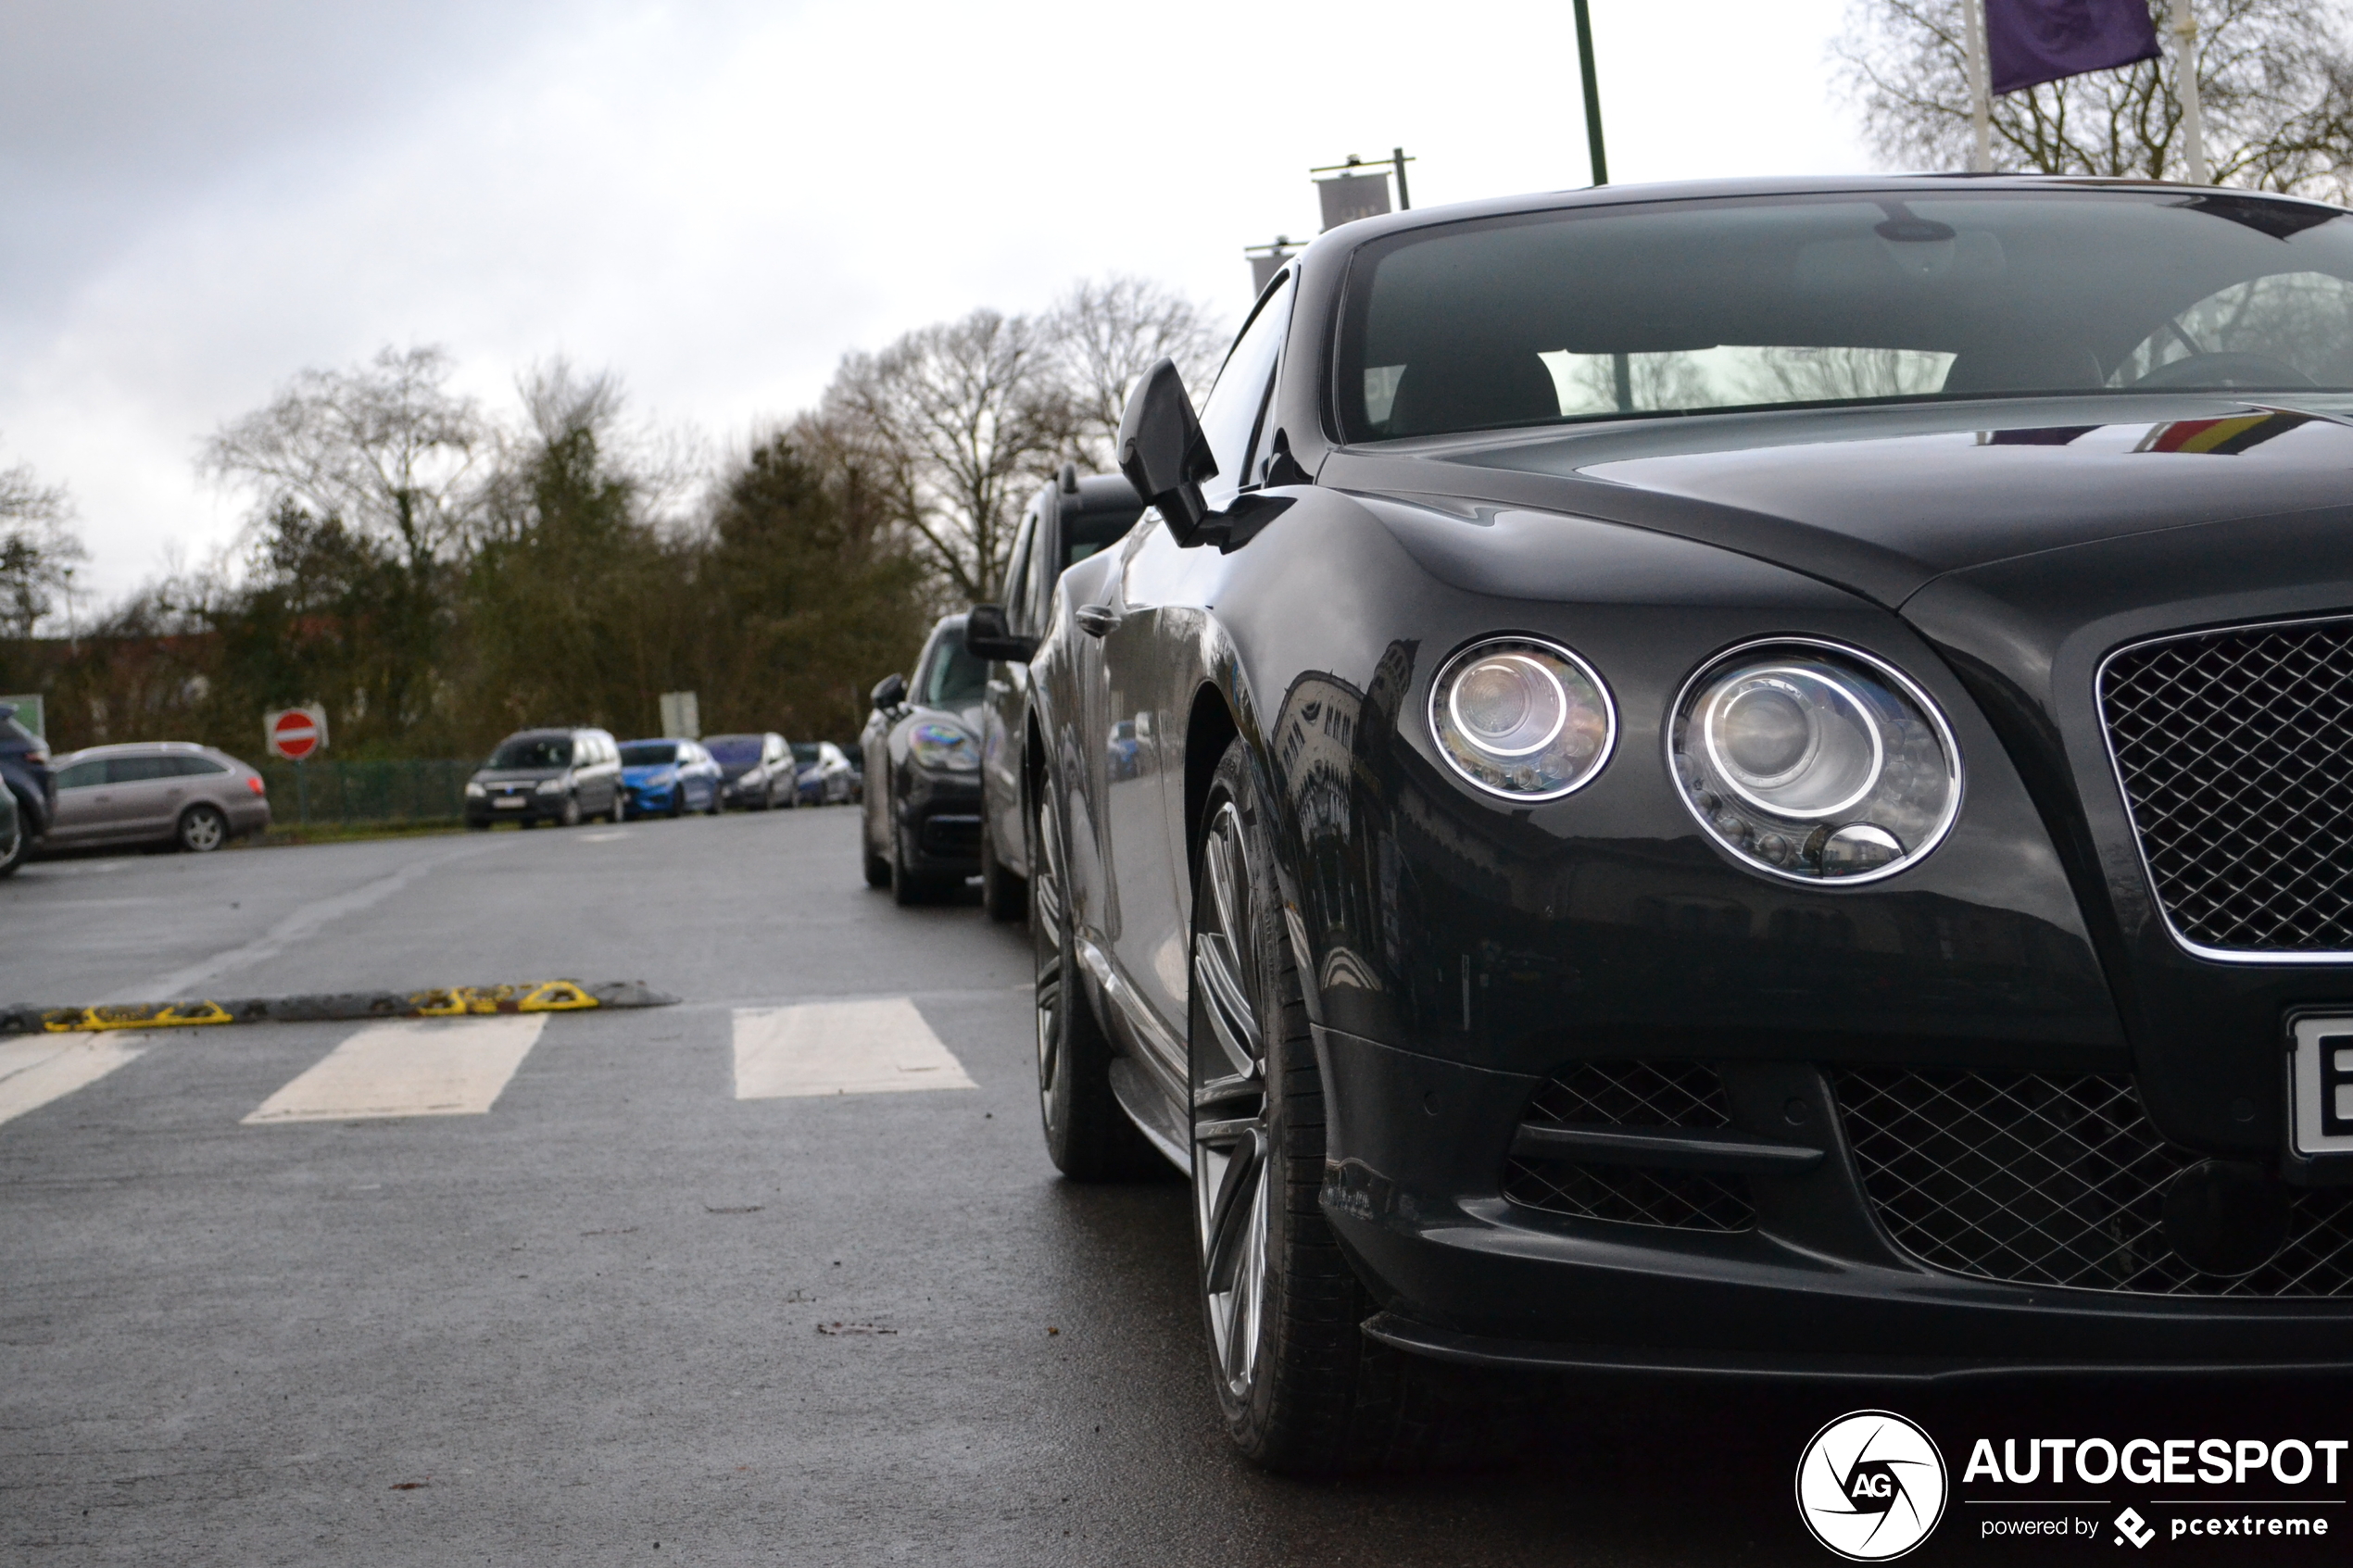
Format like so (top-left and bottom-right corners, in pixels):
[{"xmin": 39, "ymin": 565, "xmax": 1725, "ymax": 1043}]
[{"xmin": 1796, "ymin": 1410, "xmax": 1948, "ymax": 1561}]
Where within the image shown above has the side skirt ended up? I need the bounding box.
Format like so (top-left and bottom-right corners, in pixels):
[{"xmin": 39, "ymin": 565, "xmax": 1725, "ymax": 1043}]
[{"xmin": 1108, "ymin": 1057, "xmax": 1190, "ymax": 1174}]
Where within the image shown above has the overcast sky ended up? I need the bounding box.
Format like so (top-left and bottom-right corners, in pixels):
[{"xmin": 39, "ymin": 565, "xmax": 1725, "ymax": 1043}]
[{"xmin": 1, "ymin": 0, "xmax": 1871, "ymax": 603}]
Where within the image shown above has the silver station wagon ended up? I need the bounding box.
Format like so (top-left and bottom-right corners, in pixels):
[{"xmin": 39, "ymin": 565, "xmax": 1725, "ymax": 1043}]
[{"xmin": 45, "ymin": 742, "xmax": 271, "ymax": 853}]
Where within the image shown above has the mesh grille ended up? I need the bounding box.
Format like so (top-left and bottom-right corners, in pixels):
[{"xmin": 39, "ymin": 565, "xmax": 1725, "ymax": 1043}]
[
  {"xmin": 2102, "ymin": 618, "xmax": 2353, "ymax": 954},
  {"xmin": 1504, "ymin": 1060, "xmax": 1755, "ymax": 1233},
  {"xmin": 1835, "ymin": 1069, "xmax": 2353, "ymax": 1297}
]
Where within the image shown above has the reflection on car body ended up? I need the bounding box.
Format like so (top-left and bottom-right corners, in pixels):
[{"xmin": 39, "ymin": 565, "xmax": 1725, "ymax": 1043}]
[{"xmin": 1011, "ymin": 176, "xmax": 2353, "ymax": 1473}]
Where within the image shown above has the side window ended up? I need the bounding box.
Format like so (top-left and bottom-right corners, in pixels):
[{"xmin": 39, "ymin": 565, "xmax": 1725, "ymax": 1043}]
[
  {"xmin": 1195, "ymin": 273, "xmax": 1294, "ymax": 509},
  {"xmin": 172, "ymin": 756, "xmax": 228, "ymax": 776},
  {"xmin": 1003, "ymin": 508, "xmax": 1037, "ymax": 634},
  {"xmin": 56, "ymin": 759, "xmax": 103, "ymax": 789},
  {"xmin": 107, "ymin": 756, "xmax": 172, "ymax": 784}
]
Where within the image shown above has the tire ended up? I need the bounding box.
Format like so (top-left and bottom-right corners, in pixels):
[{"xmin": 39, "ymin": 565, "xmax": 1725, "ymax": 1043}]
[
  {"xmin": 981, "ymin": 822, "xmax": 1026, "ymax": 923},
  {"xmin": 1032, "ymin": 783, "xmax": 1161, "ymax": 1179},
  {"xmin": 559, "ymin": 794, "xmax": 582, "ymax": 828},
  {"xmin": 1188, "ymin": 738, "xmax": 1524, "ymax": 1474},
  {"xmin": 705, "ymin": 782, "xmax": 722, "ymax": 816},
  {"xmin": 0, "ymin": 821, "xmax": 23, "ymax": 877},
  {"xmin": 667, "ymin": 784, "xmax": 683, "ymax": 820},
  {"xmin": 177, "ymin": 803, "xmax": 230, "ymax": 854},
  {"xmin": 862, "ymin": 838, "xmax": 891, "ymax": 888},
  {"xmin": 610, "ymin": 790, "xmax": 625, "ymax": 825}
]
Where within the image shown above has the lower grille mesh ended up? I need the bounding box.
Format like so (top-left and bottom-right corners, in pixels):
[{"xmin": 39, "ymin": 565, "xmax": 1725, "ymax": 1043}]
[
  {"xmin": 1504, "ymin": 1060, "xmax": 1755, "ymax": 1233},
  {"xmin": 1834, "ymin": 1069, "xmax": 2353, "ymax": 1297}
]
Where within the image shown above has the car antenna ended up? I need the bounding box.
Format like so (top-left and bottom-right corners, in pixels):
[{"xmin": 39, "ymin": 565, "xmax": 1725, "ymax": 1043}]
[{"xmin": 1059, "ymin": 462, "xmax": 1079, "ymax": 495}]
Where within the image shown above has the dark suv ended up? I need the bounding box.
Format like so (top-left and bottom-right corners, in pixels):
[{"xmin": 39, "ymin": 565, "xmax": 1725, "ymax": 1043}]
[
  {"xmin": 0, "ymin": 701, "xmax": 56, "ymax": 874},
  {"xmin": 963, "ymin": 466, "xmax": 1142, "ymax": 920},
  {"xmin": 464, "ymin": 727, "xmax": 624, "ymax": 828}
]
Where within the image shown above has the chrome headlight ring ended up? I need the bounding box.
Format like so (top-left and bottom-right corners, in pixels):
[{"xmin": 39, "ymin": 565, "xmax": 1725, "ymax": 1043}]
[
  {"xmin": 1428, "ymin": 634, "xmax": 1617, "ymax": 802},
  {"xmin": 1668, "ymin": 637, "xmax": 1962, "ymax": 886}
]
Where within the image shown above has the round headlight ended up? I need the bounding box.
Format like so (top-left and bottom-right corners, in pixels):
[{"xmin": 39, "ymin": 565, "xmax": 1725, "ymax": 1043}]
[
  {"xmin": 1670, "ymin": 640, "xmax": 1959, "ymax": 884},
  {"xmin": 1429, "ymin": 636, "xmax": 1616, "ymax": 800}
]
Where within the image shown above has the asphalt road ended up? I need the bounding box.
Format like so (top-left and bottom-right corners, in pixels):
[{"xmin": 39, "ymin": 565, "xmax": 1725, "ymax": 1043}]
[{"xmin": 3, "ymin": 811, "xmax": 2344, "ymax": 1566}]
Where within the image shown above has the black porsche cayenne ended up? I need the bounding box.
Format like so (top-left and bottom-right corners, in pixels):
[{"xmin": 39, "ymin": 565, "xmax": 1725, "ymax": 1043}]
[{"xmin": 1013, "ymin": 176, "xmax": 2353, "ymax": 1473}]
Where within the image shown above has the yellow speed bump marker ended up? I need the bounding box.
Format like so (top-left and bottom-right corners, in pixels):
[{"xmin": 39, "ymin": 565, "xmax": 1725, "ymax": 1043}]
[
  {"xmin": 409, "ymin": 981, "xmax": 599, "ymax": 1017},
  {"xmin": 41, "ymin": 999, "xmax": 235, "ymax": 1033},
  {"xmin": 4, "ymin": 981, "xmax": 673, "ymax": 1036}
]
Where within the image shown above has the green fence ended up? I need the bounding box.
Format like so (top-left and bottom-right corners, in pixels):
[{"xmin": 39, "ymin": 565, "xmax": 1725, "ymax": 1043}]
[{"xmin": 254, "ymin": 759, "xmax": 473, "ymax": 826}]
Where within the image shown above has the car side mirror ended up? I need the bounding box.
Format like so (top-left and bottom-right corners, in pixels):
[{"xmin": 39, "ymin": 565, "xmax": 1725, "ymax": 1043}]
[
  {"xmin": 1117, "ymin": 358, "xmax": 1216, "ymax": 546},
  {"xmin": 964, "ymin": 604, "xmax": 1038, "ymax": 663},
  {"xmin": 871, "ymin": 673, "xmax": 907, "ymax": 710}
]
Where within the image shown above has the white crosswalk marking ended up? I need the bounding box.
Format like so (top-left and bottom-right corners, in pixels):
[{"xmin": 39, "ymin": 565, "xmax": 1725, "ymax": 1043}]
[
  {"xmin": 732, "ymin": 998, "xmax": 976, "ymax": 1098},
  {"xmin": 244, "ymin": 1014, "xmax": 547, "ymax": 1123},
  {"xmin": 0, "ymin": 1034, "xmax": 147, "ymax": 1128}
]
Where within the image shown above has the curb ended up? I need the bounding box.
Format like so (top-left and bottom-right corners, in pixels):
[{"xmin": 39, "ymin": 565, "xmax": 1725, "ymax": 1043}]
[{"xmin": 0, "ymin": 980, "xmax": 680, "ymax": 1035}]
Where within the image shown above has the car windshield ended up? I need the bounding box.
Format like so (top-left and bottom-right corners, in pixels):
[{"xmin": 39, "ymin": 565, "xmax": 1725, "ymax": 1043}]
[
  {"xmin": 791, "ymin": 743, "xmax": 818, "ymax": 764},
  {"xmin": 1339, "ymin": 189, "xmax": 2353, "ymax": 440},
  {"xmin": 703, "ymin": 736, "xmax": 762, "ymax": 765},
  {"xmin": 916, "ymin": 625, "xmax": 989, "ymax": 707},
  {"xmin": 488, "ymin": 736, "xmax": 571, "ymax": 769},
  {"xmin": 620, "ymin": 743, "xmax": 678, "ymax": 766}
]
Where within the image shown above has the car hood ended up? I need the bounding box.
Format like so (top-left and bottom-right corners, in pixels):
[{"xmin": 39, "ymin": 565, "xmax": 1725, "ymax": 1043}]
[
  {"xmin": 1320, "ymin": 391, "xmax": 2353, "ymax": 610},
  {"xmin": 620, "ymin": 764, "xmax": 679, "ymax": 784}
]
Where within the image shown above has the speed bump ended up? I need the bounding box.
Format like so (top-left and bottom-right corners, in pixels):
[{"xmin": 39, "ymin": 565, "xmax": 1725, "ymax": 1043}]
[{"xmin": 0, "ymin": 980, "xmax": 676, "ymax": 1035}]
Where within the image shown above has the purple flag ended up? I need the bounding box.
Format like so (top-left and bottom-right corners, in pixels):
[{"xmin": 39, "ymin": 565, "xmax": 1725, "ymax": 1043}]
[{"xmin": 1984, "ymin": 0, "xmax": 2162, "ymax": 95}]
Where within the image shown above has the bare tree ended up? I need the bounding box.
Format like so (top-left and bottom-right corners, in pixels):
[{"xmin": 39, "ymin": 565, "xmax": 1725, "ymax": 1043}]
[
  {"xmin": 1837, "ymin": 0, "xmax": 2353, "ymax": 195},
  {"xmin": 1038, "ymin": 275, "xmax": 1227, "ymax": 473},
  {"xmin": 820, "ymin": 309, "xmax": 1061, "ymax": 605},
  {"xmin": 201, "ymin": 345, "xmax": 487, "ymax": 730},
  {"xmin": 1, "ymin": 443, "xmax": 83, "ymax": 639},
  {"xmin": 202, "ymin": 345, "xmax": 487, "ymax": 568}
]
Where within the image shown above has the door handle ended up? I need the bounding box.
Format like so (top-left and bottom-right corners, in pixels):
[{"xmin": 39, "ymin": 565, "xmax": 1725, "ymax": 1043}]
[{"xmin": 1076, "ymin": 604, "xmax": 1121, "ymax": 638}]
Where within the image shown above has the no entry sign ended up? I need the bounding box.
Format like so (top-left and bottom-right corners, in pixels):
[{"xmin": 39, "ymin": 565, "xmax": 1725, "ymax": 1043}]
[{"xmin": 265, "ymin": 705, "xmax": 328, "ymax": 761}]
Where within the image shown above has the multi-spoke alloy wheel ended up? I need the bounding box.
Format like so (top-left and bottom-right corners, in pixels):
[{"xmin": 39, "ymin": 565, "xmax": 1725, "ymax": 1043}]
[
  {"xmin": 1191, "ymin": 798, "xmax": 1273, "ymax": 1399},
  {"xmin": 1031, "ymin": 778, "xmax": 1158, "ymax": 1179}
]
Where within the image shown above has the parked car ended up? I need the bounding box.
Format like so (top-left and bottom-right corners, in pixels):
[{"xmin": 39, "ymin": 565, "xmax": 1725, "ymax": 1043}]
[
  {"xmin": 860, "ymin": 614, "xmax": 987, "ymax": 902},
  {"xmin": 1026, "ymin": 175, "xmax": 2353, "ymax": 1472},
  {"xmin": 792, "ymin": 741, "xmax": 856, "ymax": 806},
  {"xmin": 44, "ymin": 742, "xmax": 270, "ymax": 853},
  {"xmin": 464, "ymin": 728, "xmax": 623, "ymax": 829},
  {"xmin": 705, "ymin": 732, "xmax": 799, "ymax": 810},
  {"xmin": 964, "ymin": 465, "xmax": 1144, "ymax": 920},
  {"xmin": 0, "ymin": 701, "xmax": 54, "ymax": 860},
  {"xmin": 618, "ymin": 737, "xmax": 723, "ymax": 818},
  {"xmin": 0, "ymin": 779, "xmax": 20, "ymax": 877}
]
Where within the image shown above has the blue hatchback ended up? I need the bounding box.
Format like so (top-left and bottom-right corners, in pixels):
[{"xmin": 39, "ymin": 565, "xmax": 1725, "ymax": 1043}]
[{"xmin": 618, "ymin": 739, "xmax": 722, "ymax": 818}]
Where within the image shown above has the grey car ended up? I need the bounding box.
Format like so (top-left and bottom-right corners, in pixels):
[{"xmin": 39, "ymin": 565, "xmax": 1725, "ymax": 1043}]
[
  {"xmin": 464, "ymin": 727, "xmax": 625, "ymax": 829},
  {"xmin": 44, "ymin": 743, "xmax": 272, "ymax": 853}
]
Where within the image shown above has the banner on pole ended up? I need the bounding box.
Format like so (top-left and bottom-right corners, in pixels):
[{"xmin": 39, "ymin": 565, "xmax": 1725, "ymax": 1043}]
[
  {"xmin": 1984, "ymin": 0, "xmax": 2161, "ymax": 96},
  {"xmin": 1316, "ymin": 172, "xmax": 1391, "ymax": 232}
]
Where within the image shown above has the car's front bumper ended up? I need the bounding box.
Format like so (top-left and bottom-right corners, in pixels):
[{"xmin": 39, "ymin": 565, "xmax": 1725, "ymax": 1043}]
[
  {"xmin": 896, "ymin": 772, "xmax": 982, "ymax": 873},
  {"xmin": 1317, "ymin": 1027, "xmax": 2353, "ymax": 1376},
  {"xmin": 466, "ymin": 797, "xmax": 568, "ymax": 825}
]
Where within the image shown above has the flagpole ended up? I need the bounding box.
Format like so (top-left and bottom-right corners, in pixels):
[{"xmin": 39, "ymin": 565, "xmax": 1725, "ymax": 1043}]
[
  {"xmin": 1572, "ymin": 0, "xmax": 1608, "ymax": 186},
  {"xmin": 2171, "ymin": 0, "xmax": 2208, "ymax": 183},
  {"xmin": 1961, "ymin": 0, "xmax": 1993, "ymax": 172}
]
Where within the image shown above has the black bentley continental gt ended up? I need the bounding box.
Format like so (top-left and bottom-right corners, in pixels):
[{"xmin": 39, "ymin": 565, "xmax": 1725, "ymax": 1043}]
[{"xmin": 1009, "ymin": 176, "xmax": 2353, "ymax": 1473}]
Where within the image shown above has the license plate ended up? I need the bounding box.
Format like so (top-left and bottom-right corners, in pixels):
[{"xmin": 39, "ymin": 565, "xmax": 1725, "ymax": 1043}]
[
  {"xmin": 2289, "ymin": 1016, "xmax": 2353, "ymax": 1156},
  {"xmin": 494, "ymin": 797, "xmax": 526, "ymax": 809}
]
